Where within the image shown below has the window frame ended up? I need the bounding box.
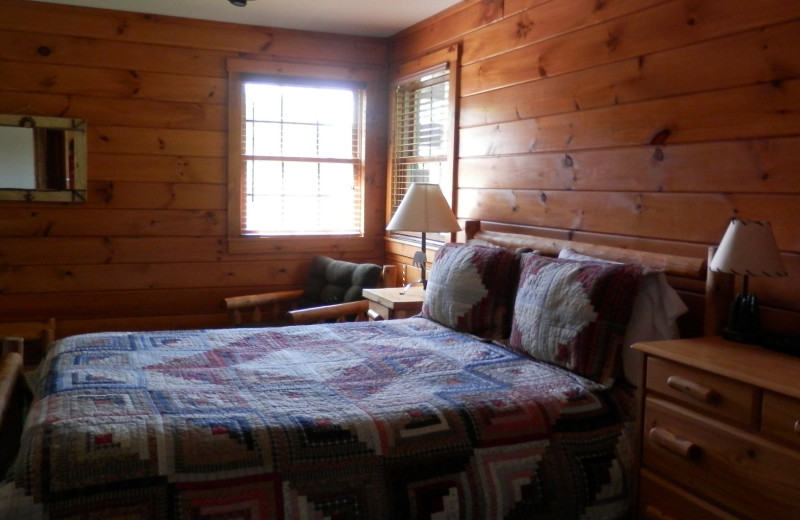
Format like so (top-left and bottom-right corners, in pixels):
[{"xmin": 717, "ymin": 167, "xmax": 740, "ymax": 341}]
[
  {"xmin": 386, "ymin": 45, "xmax": 460, "ymax": 247},
  {"xmin": 227, "ymin": 58, "xmax": 382, "ymax": 255}
]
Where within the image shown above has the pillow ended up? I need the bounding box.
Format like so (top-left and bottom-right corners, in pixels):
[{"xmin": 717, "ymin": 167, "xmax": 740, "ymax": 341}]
[
  {"xmin": 558, "ymin": 248, "xmax": 688, "ymax": 384},
  {"xmin": 509, "ymin": 254, "xmax": 646, "ymax": 387},
  {"xmin": 421, "ymin": 243, "xmax": 521, "ymax": 338}
]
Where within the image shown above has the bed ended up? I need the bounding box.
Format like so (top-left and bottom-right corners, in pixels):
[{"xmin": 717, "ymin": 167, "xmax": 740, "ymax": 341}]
[{"xmin": 0, "ymin": 221, "xmax": 721, "ymax": 519}]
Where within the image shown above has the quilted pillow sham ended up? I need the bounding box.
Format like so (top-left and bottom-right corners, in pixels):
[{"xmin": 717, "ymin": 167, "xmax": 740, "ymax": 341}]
[
  {"xmin": 558, "ymin": 248, "xmax": 688, "ymax": 386},
  {"xmin": 421, "ymin": 243, "xmax": 521, "ymax": 338},
  {"xmin": 509, "ymin": 254, "xmax": 646, "ymax": 387}
]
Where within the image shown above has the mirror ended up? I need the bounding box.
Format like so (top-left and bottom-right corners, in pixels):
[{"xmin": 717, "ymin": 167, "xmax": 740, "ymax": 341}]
[{"xmin": 0, "ymin": 114, "xmax": 87, "ymax": 202}]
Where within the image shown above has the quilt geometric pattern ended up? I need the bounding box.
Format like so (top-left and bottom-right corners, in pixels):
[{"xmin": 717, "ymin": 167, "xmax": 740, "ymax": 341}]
[{"xmin": 15, "ymin": 317, "xmax": 633, "ymax": 519}]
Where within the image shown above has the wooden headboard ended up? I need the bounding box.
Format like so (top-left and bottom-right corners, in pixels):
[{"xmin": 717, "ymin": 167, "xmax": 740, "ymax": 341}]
[{"xmin": 463, "ymin": 220, "xmax": 733, "ymax": 337}]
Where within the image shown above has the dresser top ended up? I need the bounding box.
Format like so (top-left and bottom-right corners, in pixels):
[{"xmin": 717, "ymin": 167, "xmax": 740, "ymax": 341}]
[{"xmin": 634, "ymin": 337, "xmax": 800, "ymax": 399}]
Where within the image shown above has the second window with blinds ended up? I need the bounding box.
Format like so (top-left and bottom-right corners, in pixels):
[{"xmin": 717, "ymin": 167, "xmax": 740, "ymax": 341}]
[{"xmin": 388, "ymin": 45, "xmax": 459, "ymax": 245}]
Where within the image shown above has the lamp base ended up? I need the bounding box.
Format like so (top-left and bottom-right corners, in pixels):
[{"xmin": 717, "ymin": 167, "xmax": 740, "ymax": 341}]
[
  {"xmin": 721, "ymin": 327, "xmax": 761, "ymax": 344},
  {"xmin": 400, "ymin": 279, "xmax": 426, "ymax": 294},
  {"xmin": 722, "ymin": 293, "xmax": 761, "ymax": 344}
]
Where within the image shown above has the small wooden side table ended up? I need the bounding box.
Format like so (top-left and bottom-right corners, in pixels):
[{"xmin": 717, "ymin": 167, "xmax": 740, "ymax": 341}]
[{"xmin": 362, "ymin": 286, "xmax": 425, "ymax": 320}]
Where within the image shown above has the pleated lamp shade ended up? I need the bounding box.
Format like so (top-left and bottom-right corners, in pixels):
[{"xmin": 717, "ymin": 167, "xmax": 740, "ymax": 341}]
[
  {"xmin": 386, "ymin": 183, "xmax": 461, "ymax": 233},
  {"xmin": 709, "ymin": 219, "xmax": 786, "ymax": 277}
]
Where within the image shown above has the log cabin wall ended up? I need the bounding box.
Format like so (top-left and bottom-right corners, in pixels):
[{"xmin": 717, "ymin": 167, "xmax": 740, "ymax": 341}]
[
  {"xmin": 388, "ymin": 0, "xmax": 800, "ymax": 336},
  {"xmin": 0, "ymin": 0, "xmax": 389, "ymax": 340}
]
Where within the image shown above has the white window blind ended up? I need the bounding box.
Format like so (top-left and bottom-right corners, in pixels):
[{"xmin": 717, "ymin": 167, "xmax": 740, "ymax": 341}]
[
  {"xmin": 240, "ymin": 79, "xmax": 365, "ymax": 236},
  {"xmin": 390, "ymin": 67, "xmax": 450, "ymax": 219}
]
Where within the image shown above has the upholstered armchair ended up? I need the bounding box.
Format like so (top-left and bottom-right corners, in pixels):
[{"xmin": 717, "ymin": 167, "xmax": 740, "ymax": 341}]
[{"xmin": 224, "ymin": 256, "xmax": 397, "ymax": 326}]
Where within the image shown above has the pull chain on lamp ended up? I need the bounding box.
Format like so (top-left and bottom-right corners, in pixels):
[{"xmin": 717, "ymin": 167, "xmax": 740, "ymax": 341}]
[
  {"xmin": 386, "ymin": 183, "xmax": 461, "ymax": 291},
  {"xmin": 709, "ymin": 219, "xmax": 787, "ymax": 343}
]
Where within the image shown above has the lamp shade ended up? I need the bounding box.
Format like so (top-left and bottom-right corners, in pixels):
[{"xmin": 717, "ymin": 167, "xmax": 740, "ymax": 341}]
[
  {"xmin": 709, "ymin": 219, "xmax": 787, "ymax": 277},
  {"xmin": 386, "ymin": 183, "xmax": 461, "ymax": 233}
]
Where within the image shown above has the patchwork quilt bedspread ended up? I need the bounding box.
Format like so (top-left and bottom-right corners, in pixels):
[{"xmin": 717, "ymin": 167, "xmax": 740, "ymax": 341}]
[{"xmin": 14, "ymin": 317, "xmax": 634, "ymax": 519}]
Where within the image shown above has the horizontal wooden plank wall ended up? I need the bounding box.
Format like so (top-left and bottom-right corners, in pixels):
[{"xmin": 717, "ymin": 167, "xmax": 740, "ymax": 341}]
[
  {"xmin": 389, "ymin": 0, "xmax": 800, "ymax": 336},
  {"xmin": 0, "ymin": 0, "xmax": 389, "ymax": 338}
]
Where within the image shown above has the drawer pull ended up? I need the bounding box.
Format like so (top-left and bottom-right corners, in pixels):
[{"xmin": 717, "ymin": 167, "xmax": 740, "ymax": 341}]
[
  {"xmin": 643, "ymin": 505, "xmax": 677, "ymax": 520},
  {"xmin": 649, "ymin": 427, "xmax": 702, "ymax": 459},
  {"xmin": 794, "ymin": 420, "xmax": 800, "ymax": 435},
  {"xmin": 666, "ymin": 375, "xmax": 719, "ymax": 403}
]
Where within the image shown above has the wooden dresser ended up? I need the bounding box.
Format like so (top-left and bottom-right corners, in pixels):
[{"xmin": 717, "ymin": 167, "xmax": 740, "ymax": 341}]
[{"xmin": 634, "ymin": 337, "xmax": 800, "ymax": 520}]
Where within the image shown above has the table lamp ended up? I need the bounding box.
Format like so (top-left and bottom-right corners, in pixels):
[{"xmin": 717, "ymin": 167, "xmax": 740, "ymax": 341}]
[
  {"xmin": 709, "ymin": 219, "xmax": 787, "ymax": 343},
  {"xmin": 386, "ymin": 182, "xmax": 461, "ymax": 290}
]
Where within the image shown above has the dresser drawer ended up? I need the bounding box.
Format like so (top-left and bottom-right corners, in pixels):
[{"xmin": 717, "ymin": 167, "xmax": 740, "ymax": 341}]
[
  {"xmin": 638, "ymin": 470, "xmax": 741, "ymax": 520},
  {"xmin": 646, "ymin": 357, "xmax": 757, "ymax": 427},
  {"xmin": 762, "ymin": 391, "xmax": 800, "ymax": 449},
  {"xmin": 642, "ymin": 396, "xmax": 800, "ymax": 520}
]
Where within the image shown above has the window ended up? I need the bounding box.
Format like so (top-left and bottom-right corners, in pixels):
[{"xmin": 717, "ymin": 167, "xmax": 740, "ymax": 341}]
[
  {"xmin": 227, "ymin": 59, "xmax": 378, "ymax": 253},
  {"xmin": 388, "ymin": 46, "xmax": 459, "ymax": 243},
  {"xmin": 391, "ymin": 68, "xmax": 449, "ymax": 214},
  {"xmin": 241, "ymin": 80, "xmax": 364, "ymax": 235}
]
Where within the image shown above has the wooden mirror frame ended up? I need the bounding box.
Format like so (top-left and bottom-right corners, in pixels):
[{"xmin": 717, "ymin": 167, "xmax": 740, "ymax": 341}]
[{"xmin": 0, "ymin": 114, "xmax": 87, "ymax": 203}]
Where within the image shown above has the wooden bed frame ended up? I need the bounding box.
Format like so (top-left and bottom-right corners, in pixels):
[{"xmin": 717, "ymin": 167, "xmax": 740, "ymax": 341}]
[
  {"xmin": 0, "ymin": 220, "xmax": 732, "ymax": 478},
  {"xmin": 462, "ymin": 220, "xmax": 733, "ymax": 337},
  {"xmin": 0, "ymin": 341, "xmax": 27, "ymax": 476}
]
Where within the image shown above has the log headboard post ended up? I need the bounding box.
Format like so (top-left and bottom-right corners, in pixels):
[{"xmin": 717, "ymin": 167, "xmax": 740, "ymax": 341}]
[
  {"xmin": 464, "ymin": 219, "xmax": 481, "ymax": 241},
  {"xmin": 462, "ymin": 220, "xmax": 731, "ymax": 338},
  {"xmin": 704, "ymin": 246, "xmax": 735, "ymax": 337}
]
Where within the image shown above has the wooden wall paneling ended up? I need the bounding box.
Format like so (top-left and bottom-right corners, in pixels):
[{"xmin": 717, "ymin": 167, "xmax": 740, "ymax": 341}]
[
  {"xmin": 502, "ymin": 0, "xmax": 559, "ymax": 18},
  {"xmin": 762, "ymin": 306, "xmax": 800, "ymax": 336},
  {"xmin": 0, "ymin": 61, "xmax": 227, "ymax": 105},
  {"xmin": 0, "ymin": 260, "xmax": 310, "ymax": 294},
  {"xmin": 88, "ymin": 126, "xmax": 225, "ymax": 157},
  {"xmin": 0, "ymin": 212, "xmax": 384, "ymax": 251},
  {"xmin": 0, "ymin": 29, "xmax": 230, "ymax": 78},
  {"xmin": 362, "ymin": 71, "xmax": 390, "ymax": 239},
  {"xmin": 748, "ymin": 254, "xmax": 800, "ymax": 310},
  {"xmin": 69, "ymin": 97, "xmax": 226, "ymax": 132},
  {"xmin": 85, "ymin": 182, "xmax": 226, "ymax": 210},
  {"xmin": 0, "ymin": 91, "xmax": 75, "ymax": 121},
  {"xmin": 389, "ymin": 0, "xmax": 503, "ymax": 63},
  {"xmin": 458, "ymin": 138, "xmax": 800, "ymax": 193},
  {"xmin": 0, "ymin": 288, "xmax": 259, "ymax": 322},
  {"xmin": 3, "ymin": 0, "xmax": 798, "ymax": 334},
  {"xmin": 0, "ymin": 237, "xmax": 114, "ymax": 266},
  {"xmin": 460, "ymin": 0, "xmax": 800, "ymax": 96},
  {"xmin": 88, "ymin": 155, "xmax": 225, "ymax": 184},
  {"xmin": 390, "ymin": 0, "xmax": 800, "ymax": 335},
  {"xmin": 0, "ymin": 208, "xmax": 225, "ymax": 237},
  {"xmin": 457, "ymin": 190, "xmax": 800, "ymax": 249},
  {"xmin": 0, "ymin": 0, "xmax": 387, "ymax": 65},
  {"xmin": 461, "ymin": 19, "xmax": 800, "ymax": 127},
  {"xmin": 461, "ymin": 0, "xmax": 670, "ymax": 65},
  {"xmin": 0, "ymin": 0, "xmax": 389, "ymax": 334},
  {"xmin": 0, "ymin": 237, "xmax": 225, "ymax": 266},
  {"xmin": 459, "ymin": 81, "xmax": 800, "ymax": 156}
]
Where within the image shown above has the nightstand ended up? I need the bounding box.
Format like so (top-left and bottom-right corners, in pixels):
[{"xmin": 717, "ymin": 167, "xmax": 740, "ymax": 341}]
[
  {"xmin": 362, "ymin": 286, "xmax": 425, "ymax": 320},
  {"xmin": 634, "ymin": 337, "xmax": 800, "ymax": 520}
]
